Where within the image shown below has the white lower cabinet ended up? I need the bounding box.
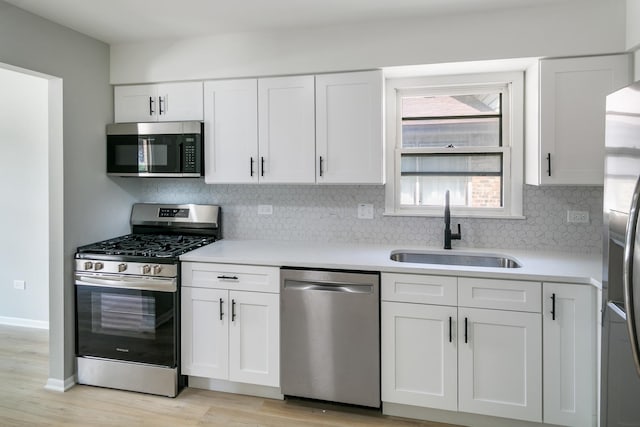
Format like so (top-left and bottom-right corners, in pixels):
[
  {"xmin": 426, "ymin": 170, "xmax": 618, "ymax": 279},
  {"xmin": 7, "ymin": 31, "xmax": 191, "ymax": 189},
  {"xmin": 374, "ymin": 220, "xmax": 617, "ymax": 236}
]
[
  {"xmin": 382, "ymin": 301, "xmax": 458, "ymax": 410},
  {"xmin": 458, "ymin": 307, "xmax": 542, "ymax": 422},
  {"xmin": 382, "ymin": 274, "xmax": 598, "ymax": 426},
  {"xmin": 228, "ymin": 290, "xmax": 279, "ymax": 386},
  {"xmin": 181, "ymin": 263, "xmax": 280, "ymax": 388},
  {"xmin": 381, "ymin": 273, "xmax": 560, "ymax": 425},
  {"xmin": 542, "ymin": 283, "xmax": 597, "ymax": 427},
  {"xmin": 181, "ymin": 286, "xmax": 228, "ymax": 379}
]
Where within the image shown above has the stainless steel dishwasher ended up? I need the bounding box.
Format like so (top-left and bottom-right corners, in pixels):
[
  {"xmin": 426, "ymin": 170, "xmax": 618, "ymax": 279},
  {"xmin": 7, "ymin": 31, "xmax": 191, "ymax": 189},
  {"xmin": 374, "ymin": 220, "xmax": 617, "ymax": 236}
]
[{"xmin": 280, "ymin": 268, "xmax": 380, "ymax": 408}]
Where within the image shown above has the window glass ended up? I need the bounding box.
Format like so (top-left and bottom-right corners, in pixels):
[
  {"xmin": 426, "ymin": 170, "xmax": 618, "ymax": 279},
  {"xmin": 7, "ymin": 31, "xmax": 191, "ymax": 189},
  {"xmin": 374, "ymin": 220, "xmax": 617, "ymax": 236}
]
[{"xmin": 400, "ymin": 153, "xmax": 503, "ymax": 208}]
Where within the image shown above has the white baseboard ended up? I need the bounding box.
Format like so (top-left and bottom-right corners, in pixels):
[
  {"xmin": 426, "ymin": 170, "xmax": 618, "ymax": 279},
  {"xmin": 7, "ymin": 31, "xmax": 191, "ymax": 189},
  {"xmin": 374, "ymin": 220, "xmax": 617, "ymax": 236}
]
[
  {"xmin": 188, "ymin": 376, "xmax": 284, "ymax": 400},
  {"xmin": 383, "ymin": 403, "xmax": 549, "ymax": 427},
  {"xmin": 45, "ymin": 375, "xmax": 76, "ymax": 392},
  {"xmin": 0, "ymin": 316, "xmax": 48, "ymax": 329}
]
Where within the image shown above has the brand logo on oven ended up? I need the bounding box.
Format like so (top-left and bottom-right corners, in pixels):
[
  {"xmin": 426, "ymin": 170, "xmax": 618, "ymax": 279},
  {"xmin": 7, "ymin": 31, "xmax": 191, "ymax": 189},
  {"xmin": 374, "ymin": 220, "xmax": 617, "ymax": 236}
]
[{"xmin": 116, "ymin": 348, "xmax": 130, "ymax": 353}]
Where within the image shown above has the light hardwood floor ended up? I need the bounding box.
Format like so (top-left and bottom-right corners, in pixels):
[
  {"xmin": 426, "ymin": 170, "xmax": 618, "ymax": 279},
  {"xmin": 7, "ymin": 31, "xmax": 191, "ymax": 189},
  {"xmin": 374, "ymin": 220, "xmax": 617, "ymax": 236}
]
[{"xmin": 0, "ymin": 325, "xmax": 459, "ymax": 427}]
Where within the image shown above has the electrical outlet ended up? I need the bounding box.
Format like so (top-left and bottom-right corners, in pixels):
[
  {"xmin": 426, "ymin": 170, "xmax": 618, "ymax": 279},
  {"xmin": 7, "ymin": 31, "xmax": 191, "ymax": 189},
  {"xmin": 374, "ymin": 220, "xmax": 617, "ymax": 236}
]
[
  {"xmin": 258, "ymin": 204, "xmax": 273, "ymax": 215},
  {"xmin": 13, "ymin": 280, "xmax": 25, "ymax": 290},
  {"xmin": 357, "ymin": 203, "xmax": 374, "ymax": 219},
  {"xmin": 567, "ymin": 210, "xmax": 589, "ymax": 223}
]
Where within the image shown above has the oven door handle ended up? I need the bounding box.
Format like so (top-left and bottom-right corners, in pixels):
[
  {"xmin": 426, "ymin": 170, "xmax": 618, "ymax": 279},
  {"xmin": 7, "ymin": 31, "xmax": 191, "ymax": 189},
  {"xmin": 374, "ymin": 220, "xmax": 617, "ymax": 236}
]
[{"xmin": 74, "ymin": 274, "xmax": 177, "ymax": 292}]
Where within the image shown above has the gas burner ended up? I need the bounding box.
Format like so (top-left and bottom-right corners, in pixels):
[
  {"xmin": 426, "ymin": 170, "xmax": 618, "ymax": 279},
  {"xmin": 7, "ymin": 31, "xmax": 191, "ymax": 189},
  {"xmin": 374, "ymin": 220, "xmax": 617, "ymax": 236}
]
[{"xmin": 76, "ymin": 234, "xmax": 216, "ymax": 258}]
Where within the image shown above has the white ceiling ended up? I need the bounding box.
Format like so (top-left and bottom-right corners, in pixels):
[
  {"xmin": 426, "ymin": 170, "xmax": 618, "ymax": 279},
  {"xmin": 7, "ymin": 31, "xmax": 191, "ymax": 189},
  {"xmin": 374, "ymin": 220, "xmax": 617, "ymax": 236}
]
[{"xmin": 4, "ymin": 0, "xmax": 574, "ymax": 45}]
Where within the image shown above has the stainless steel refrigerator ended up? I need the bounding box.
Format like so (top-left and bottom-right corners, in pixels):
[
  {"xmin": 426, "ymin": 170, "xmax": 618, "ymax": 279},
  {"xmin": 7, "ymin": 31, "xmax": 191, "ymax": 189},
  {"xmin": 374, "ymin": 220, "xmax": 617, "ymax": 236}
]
[{"xmin": 602, "ymin": 81, "xmax": 640, "ymax": 426}]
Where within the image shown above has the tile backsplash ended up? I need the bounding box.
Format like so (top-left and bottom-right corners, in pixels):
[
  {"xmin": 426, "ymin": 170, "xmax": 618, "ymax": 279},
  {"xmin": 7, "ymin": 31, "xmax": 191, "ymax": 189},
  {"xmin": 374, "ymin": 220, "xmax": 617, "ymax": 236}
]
[{"xmin": 118, "ymin": 179, "xmax": 603, "ymax": 254}]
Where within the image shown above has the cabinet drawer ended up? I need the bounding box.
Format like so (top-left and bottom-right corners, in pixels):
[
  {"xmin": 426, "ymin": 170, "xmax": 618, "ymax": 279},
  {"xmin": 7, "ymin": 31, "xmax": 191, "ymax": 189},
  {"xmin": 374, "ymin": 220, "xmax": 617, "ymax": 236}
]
[
  {"xmin": 182, "ymin": 262, "xmax": 279, "ymax": 293},
  {"xmin": 458, "ymin": 277, "xmax": 541, "ymax": 312},
  {"xmin": 382, "ymin": 273, "xmax": 457, "ymax": 306}
]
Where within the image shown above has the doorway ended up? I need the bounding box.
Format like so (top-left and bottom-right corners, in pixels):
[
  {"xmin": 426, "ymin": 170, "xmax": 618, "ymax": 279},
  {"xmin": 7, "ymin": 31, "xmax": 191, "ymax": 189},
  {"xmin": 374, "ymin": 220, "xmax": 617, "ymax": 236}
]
[{"xmin": 0, "ymin": 62, "xmax": 64, "ymax": 389}]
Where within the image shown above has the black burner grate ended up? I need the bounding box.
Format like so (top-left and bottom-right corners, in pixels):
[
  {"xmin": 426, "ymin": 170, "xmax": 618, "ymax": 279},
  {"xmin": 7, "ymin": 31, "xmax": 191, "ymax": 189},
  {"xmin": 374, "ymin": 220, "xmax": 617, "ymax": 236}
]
[{"xmin": 76, "ymin": 234, "xmax": 216, "ymax": 258}]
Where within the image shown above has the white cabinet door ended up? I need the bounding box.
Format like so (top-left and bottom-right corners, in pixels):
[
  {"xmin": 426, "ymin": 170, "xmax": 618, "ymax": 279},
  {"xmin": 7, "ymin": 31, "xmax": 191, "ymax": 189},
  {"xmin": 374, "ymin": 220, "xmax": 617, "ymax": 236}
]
[
  {"xmin": 526, "ymin": 54, "xmax": 630, "ymax": 185},
  {"xmin": 114, "ymin": 85, "xmax": 157, "ymax": 122},
  {"xmin": 228, "ymin": 290, "xmax": 280, "ymax": 387},
  {"xmin": 155, "ymin": 81, "xmax": 203, "ymax": 122},
  {"xmin": 114, "ymin": 82, "xmax": 203, "ymax": 123},
  {"xmin": 258, "ymin": 75, "xmax": 315, "ymax": 183},
  {"xmin": 458, "ymin": 307, "xmax": 542, "ymax": 422},
  {"xmin": 316, "ymin": 70, "xmax": 383, "ymax": 184},
  {"xmin": 181, "ymin": 287, "xmax": 228, "ymax": 379},
  {"xmin": 203, "ymin": 79, "xmax": 258, "ymax": 184},
  {"xmin": 543, "ymin": 283, "xmax": 597, "ymax": 427},
  {"xmin": 381, "ymin": 302, "xmax": 457, "ymax": 411}
]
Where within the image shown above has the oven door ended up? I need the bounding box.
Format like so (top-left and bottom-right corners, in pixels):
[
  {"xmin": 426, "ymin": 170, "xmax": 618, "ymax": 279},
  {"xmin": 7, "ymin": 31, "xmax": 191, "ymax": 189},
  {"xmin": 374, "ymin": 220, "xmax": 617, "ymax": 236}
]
[
  {"xmin": 106, "ymin": 133, "xmax": 182, "ymax": 176},
  {"xmin": 75, "ymin": 273, "xmax": 178, "ymax": 367}
]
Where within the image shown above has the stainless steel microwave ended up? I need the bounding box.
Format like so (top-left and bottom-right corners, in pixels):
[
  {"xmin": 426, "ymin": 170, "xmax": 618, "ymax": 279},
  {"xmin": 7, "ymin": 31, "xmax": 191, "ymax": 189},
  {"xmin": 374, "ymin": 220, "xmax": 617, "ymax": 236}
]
[{"xmin": 106, "ymin": 121, "xmax": 203, "ymax": 177}]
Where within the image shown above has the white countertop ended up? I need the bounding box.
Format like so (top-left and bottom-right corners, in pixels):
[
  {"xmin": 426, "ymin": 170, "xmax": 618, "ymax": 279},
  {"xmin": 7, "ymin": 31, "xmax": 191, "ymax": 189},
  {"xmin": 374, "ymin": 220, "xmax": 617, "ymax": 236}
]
[{"xmin": 181, "ymin": 240, "xmax": 602, "ymax": 287}]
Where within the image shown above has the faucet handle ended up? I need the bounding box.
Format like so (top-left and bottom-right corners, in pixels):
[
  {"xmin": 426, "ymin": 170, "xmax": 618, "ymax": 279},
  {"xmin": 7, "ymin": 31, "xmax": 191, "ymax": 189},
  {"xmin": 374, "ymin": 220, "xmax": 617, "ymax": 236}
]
[{"xmin": 452, "ymin": 224, "xmax": 462, "ymax": 240}]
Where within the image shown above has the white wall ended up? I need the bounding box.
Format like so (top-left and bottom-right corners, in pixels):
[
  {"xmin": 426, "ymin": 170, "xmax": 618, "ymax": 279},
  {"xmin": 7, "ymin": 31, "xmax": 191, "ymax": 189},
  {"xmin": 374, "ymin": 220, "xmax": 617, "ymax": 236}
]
[
  {"xmin": 111, "ymin": 0, "xmax": 626, "ymax": 84},
  {"xmin": 627, "ymin": 0, "xmax": 640, "ymax": 80},
  {"xmin": 627, "ymin": 0, "xmax": 640, "ymax": 49},
  {"xmin": 0, "ymin": 68, "xmax": 49, "ymax": 327},
  {"xmin": 0, "ymin": 1, "xmax": 137, "ymax": 389}
]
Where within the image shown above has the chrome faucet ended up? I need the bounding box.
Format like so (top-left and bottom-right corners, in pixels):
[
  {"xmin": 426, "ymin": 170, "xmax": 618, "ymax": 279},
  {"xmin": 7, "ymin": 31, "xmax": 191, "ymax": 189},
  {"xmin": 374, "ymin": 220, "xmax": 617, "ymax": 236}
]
[{"xmin": 444, "ymin": 190, "xmax": 461, "ymax": 249}]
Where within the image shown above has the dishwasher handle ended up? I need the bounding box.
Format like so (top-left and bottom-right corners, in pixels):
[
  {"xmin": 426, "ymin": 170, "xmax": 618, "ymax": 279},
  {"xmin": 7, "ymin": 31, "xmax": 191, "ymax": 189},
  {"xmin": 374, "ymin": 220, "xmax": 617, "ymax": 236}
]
[{"xmin": 284, "ymin": 280, "xmax": 373, "ymax": 294}]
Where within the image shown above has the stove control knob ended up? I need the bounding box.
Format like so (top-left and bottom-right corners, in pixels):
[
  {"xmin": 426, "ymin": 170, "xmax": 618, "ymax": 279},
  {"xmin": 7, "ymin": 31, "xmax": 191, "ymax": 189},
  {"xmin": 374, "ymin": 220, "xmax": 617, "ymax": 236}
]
[
  {"xmin": 118, "ymin": 263, "xmax": 127, "ymax": 273},
  {"xmin": 142, "ymin": 265, "xmax": 151, "ymax": 274},
  {"xmin": 83, "ymin": 262, "xmax": 93, "ymax": 270},
  {"xmin": 94, "ymin": 262, "xmax": 104, "ymax": 271},
  {"xmin": 153, "ymin": 265, "xmax": 162, "ymax": 275}
]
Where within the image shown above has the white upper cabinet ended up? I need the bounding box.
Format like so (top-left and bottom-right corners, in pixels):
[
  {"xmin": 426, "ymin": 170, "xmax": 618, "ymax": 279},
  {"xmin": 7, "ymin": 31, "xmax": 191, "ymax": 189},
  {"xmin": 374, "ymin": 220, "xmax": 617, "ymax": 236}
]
[
  {"xmin": 525, "ymin": 54, "xmax": 631, "ymax": 185},
  {"xmin": 316, "ymin": 70, "xmax": 384, "ymax": 184},
  {"xmin": 114, "ymin": 84, "xmax": 157, "ymax": 122},
  {"xmin": 203, "ymin": 70, "xmax": 384, "ymax": 185},
  {"xmin": 203, "ymin": 79, "xmax": 259, "ymax": 184},
  {"xmin": 204, "ymin": 75, "xmax": 315, "ymax": 184},
  {"xmin": 258, "ymin": 75, "xmax": 316, "ymax": 184},
  {"xmin": 114, "ymin": 81, "xmax": 203, "ymax": 123}
]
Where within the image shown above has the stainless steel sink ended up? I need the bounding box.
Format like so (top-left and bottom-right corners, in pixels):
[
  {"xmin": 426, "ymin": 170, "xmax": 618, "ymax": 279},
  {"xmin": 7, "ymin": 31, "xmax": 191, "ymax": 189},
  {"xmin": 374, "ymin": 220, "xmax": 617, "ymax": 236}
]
[{"xmin": 390, "ymin": 250, "xmax": 522, "ymax": 268}]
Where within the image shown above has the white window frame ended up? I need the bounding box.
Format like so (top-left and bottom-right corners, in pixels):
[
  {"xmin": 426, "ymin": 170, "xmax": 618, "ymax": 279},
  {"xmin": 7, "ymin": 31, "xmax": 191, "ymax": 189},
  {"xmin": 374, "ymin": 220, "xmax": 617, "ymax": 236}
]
[{"xmin": 384, "ymin": 72, "xmax": 524, "ymax": 218}]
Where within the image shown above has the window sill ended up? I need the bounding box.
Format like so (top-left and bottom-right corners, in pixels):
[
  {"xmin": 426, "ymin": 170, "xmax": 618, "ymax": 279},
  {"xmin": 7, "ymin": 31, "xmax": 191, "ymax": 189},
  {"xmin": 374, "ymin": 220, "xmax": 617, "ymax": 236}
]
[{"xmin": 383, "ymin": 209, "xmax": 526, "ymax": 220}]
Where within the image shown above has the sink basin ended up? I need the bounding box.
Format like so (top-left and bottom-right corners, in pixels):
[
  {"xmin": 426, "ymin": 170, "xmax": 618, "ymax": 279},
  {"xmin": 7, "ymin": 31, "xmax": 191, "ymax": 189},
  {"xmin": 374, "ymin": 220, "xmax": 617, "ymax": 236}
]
[{"xmin": 390, "ymin": 250, "xmax": 522, "ymax": 268}]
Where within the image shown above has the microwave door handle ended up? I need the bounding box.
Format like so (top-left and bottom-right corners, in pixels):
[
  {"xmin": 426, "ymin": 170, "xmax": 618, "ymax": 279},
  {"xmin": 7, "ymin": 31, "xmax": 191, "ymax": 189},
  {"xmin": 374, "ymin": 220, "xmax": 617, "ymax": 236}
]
[
  {"xmin": 139, "ymin": 137, "xmax": 149, "ymax": 173},
  {"xmin": 623, "ymin": 175, "xmax": 640, "ymax": 376}
]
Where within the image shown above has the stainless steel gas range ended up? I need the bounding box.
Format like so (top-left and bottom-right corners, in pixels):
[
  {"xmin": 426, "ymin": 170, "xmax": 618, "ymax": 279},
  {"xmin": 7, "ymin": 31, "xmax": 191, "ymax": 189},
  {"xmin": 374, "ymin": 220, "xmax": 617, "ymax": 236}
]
[{"xmin": 74, "ymin": 203, "xmax": 221, "ymax": 397}]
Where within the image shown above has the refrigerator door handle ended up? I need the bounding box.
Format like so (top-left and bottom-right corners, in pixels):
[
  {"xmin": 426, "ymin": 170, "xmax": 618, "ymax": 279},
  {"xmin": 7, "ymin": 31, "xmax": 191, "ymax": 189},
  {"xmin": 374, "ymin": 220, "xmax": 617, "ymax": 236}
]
[{"xmin": 623, "ymin": 175, "xmax": 640, "ymax": 376}]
